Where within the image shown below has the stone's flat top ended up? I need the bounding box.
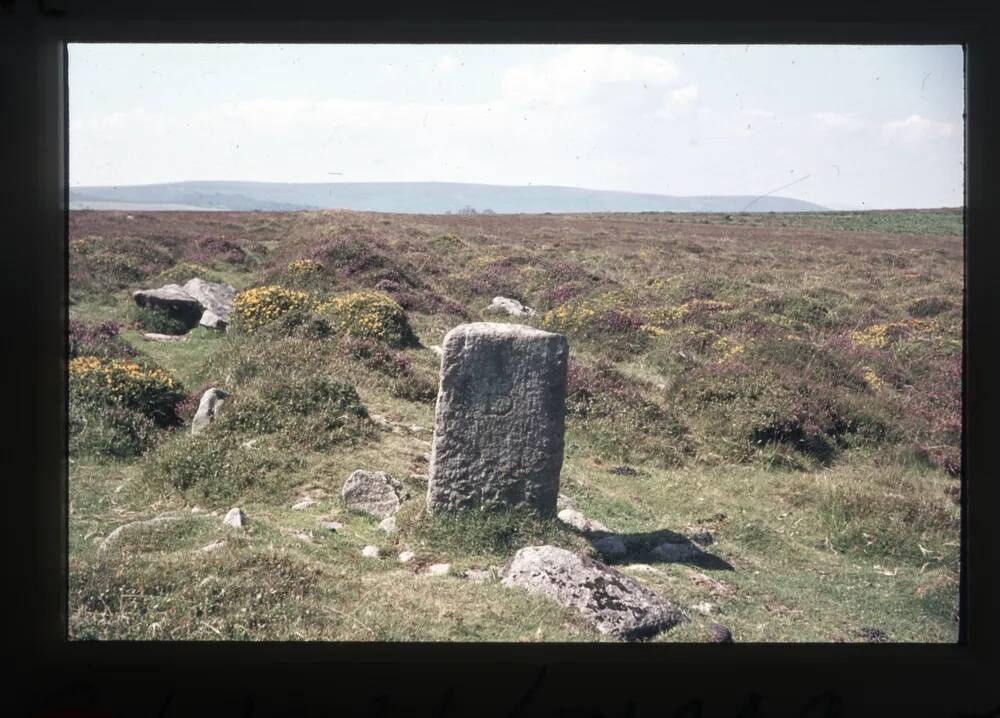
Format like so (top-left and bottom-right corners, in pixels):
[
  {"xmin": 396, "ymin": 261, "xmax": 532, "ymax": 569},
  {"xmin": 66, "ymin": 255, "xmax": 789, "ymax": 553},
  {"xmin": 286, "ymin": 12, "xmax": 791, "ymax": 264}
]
[
  {"xmin": 443, "ymin": 322, "xmax": 562, "ymax": 343},
  {"xmin": 133, "ymin": 284, "xmax": 199, "ymax": 302}
]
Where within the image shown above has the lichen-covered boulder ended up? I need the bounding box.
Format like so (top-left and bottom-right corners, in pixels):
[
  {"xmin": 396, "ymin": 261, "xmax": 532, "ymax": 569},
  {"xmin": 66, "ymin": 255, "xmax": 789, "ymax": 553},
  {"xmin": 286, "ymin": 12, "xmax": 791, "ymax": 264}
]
[
  {"xmin": 341, "ymin": 470, "xmax": 408, "ymax": 519},
  {"xmin": 183, "ymin": 278, "xmax": 236, "ymax": 324},
  {"xmin": 427, "ymin": 323, "xmax": 568, "ymax": 516},
  {"xmin": 501, "ymin": 545, "xmax": 686, "ymax": 641},
  {"xmin": 133, "ymin": 284, "xmax": 204, "ymax": 329}
]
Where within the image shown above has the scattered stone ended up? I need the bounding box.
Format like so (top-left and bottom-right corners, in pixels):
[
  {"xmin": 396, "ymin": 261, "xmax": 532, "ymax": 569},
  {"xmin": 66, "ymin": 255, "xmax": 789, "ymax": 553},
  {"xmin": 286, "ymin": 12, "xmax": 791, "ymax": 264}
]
[
  {"xmin": 425, "ymin": 563, "xmax": 451, "ymax": 576},
  {"xmin": 709, "ymin": 623, "xmax": 734, "ymax": 643},
  {"xmin": 223, "ymin": 507, "xmax": 245, "ymax": 529},
  {"xmin": 291, "ymin": 498, "xmax": 318, "ymax": 511},
  {"xmin": 199, "ymin": 309, "xmax": 227, "ymax": 330},
  {"xmin": 502, "ymin": 546, "xmax": 686, "ymax": 641},
  {"xmin": 369, "ymin": 414, "xmax": 394, "ymax": 431},
  {"xmin": 318, "ymin": 520, "xmax": 343, "ymax": 532},
  {"xmin": 556, "ymin": 493, "xmax": 575, "ymax": 511},
  {"xmin": 191, "ymin": 387, "xmax": 230, "ymax": 435},
  {"xmin": 190, "ymin": 506, "xmax": 205, "ymax": 514},
  {"xmin": 341, "ymin": 470, "xmax": 408, "ymax": 519},
  {"xmin": 361, "ymin": 545, "xmax": 382, "ymax": 559},
  {"xmin": 485, "ymin": 296, "xmax": 538, "ymax": 317},
  {"xmin": 429, "ymin": 345, "xmax": 443, "ymax": 357},
  {"xmin": 609, "ymin": 465, "xmax": 639, "ymax": 477},
  {"xmin": 100, "ymin": 514, "xmax": 185, "ymax": 553},
  {"xmin": 593, "ymin": 534, "xmax": 628, "ymax": 561},
  {"xmin": 692, "ymin": 601, "xmax": 716, "ymax": 616},
  {"xmin": 686, "ymin": 569, "xmax": 736, "ymax": 597},
  {"xmin": 378, "ymin": 515, "xmax": 397, "ymax": 533},
  {"xmin": 182, "ymin": 278, "xmax": 236, "ymax": 323},
  {"xmin": 557, "ymin": 508, "xmax": 610, "ymax": 533},
  {"xmin": 292, "ymin": 530, "xmax": 313, "ymax": 543},
  {"xmin": 652, "ymin": 541, "xmax": 701, "ymax": 562},
  {"xmin": 142, "ymin": 332, "xmax": 188, "ymax": 343},
  {"xmin": 688, "ymin": 528, "xmax": 716, "ymax": 546},
  {"xmin": 200, "ymin": 540, "xmax": 226, "ymax": 554},
  {"xmin": 427, "ymin": 323, "xmax": 569, "ymax": 516},
  {"xmin": 241, "ymin": 438, "xmax": 260, "ymax": 449},
  {"xmin": 398, "ymin": 550, "xmax": 416, "ymax": 563},
  {"xmin": 132, "ymin": 284, "xmax": 204, "ymax": 330},
  {"xmin": 463, "ymin": 568, "xmax": 493, "ymax": 583},
  {"xmin": 408, "ymin": 425, "xmax": 427, "ymax": 434}
]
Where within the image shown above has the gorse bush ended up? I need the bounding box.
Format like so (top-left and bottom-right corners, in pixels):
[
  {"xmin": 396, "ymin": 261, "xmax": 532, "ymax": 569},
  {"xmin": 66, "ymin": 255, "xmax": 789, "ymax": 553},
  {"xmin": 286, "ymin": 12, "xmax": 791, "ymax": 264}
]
[
  {"xmin": 69, "ymin": 400, "xmax": 159, "ymax": 458},
  {"xmin": 69, "ymin": 356, "xmax": 185, "ymax": 427},
  {"xmin": 287, "ymin": 258, "xmax": 324, "ymax": 276},
  {"xmin": 231, "ymin": 286, "xmax": 313, "ymax": 334},
  {"xmin": 316, "ymin": 291, "xmax": 417, "ymax": 347},
  {"xmin": 542, "ymin": 295, "xmax": 649, "ymax": 356}
]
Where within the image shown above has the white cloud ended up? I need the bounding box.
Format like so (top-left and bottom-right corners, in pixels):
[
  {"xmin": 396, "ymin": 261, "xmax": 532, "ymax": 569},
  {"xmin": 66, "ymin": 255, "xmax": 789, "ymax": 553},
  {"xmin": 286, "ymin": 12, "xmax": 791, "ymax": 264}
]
[
  {"xmin": 813, "ymin": 112, "xmax": 866, "ymax": 131},
  {"xmin": 881, "ymin": 114, "xmax": 955, "ymax": 143}
]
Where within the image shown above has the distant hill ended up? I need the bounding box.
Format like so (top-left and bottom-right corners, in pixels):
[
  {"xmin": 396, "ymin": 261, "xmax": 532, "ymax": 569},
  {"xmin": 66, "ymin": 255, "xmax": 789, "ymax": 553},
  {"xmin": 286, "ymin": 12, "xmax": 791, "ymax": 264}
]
[{"xmin": 69, "ymin": 181, "xmax": 828, "ymax": 214}]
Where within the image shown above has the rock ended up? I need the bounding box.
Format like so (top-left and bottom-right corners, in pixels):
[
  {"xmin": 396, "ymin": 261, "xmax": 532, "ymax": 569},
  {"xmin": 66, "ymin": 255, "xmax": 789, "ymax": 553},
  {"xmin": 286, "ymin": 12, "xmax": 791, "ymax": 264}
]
[
  {"xmin": 182, "ymin": 278, "xmax": 236, "ymax": 322},
  {"xmin": 688, "ymin": 528, "xmax": 715, "ymax": 546},
  {"xmin": 709, "ymin": 623, "xmax": 734, "ymax": 643},
  {"xmin": 692, "ymin": 601, "xmax": 716, "ymax": 616},
  {"xmin": 593, "ymin": 535, "xmax": 628, "ymax": 561},
  {"xmin": 623, "ymin": 563, "xmax": 662, "ymax": 575},
  {"xmin": 429, "ymin": 345, "xmax": 443, "ymax": 357},
  {"xmin": 378, "ymin": 515, "xmax": 397, "ymax": 533},
  {"xmin": 502, "ymin": 545, "xmax": 686, "ymax": 641},
  {"xmin": 556, "ymin": 493, "xmax": 575, "ymax": 511},
  {"xmin": 486, "ymin": 296, "xmax": 538, "ymax": 317},
  {"xmin": 361, "ymin": 544, "xmax": 382, "ymax": 559},
  {"xmin": 291, "ymin": 498, "xmax": 318, "ymax": 511},
  {"xmin": 408, "ymin": 425, "xmax": 427, "ymax": 434},
  {"xmin": 652, "ymin": 541, "xmax": 701, "ymax": 563},
  {"xmin": 370, "ymin": 414, "xmax": 394, "ymax": 431},
  {"xmin": 398, "ymin": 550, "xmax": 416, "ymax": 563},
  {"xmin": 199, "ymin": 309, "xmax": 227, "ymax": 330},
  {"xmin": 200, "ymin": 540, "xmax": 226, "ymax": 554},
  {"xmin": 142, "ymin": 332, "xmax": 188, "ymax": 343},
  {"xmin": 425, "ymin": 563, "xmax": 451, "ymax": 576},
  {"xmin": 341, "ymin": 470, "xmax": 408, "ymax": 519},
  {"xmin": 427, "ymin": 323, "xmax": 569, "ymax": 516},
  {"xmin": 223, "ymin": 507, "xmax": 245, "ymax": 529},
  {"xmin": 557, "ymin": 508, "xmax": 610, "ymax": 533},
  {"xmin": 100, "ymin": 514, "xmax": 185, "ymax": 553},
  {"xmin": 463, "ymin": 568, "xmax": 493, "ymax": 583},
  {"xmin": 132, "ymin": 284, "xmax": 204, "ymax": 331},
  {"xmin": 318, "ymin": 520, "xmax": 343, "ymax": 532},
  {"xmin": 190, "ymin": 506, "xmax": 205, "ymax": 514},
  {"xmin": 191, "ymin": 387, "xmax": 230, "ymax": 435},
  {"xmin": 241, "ymin": 438, "xmax": 260, "ymax": 449}
]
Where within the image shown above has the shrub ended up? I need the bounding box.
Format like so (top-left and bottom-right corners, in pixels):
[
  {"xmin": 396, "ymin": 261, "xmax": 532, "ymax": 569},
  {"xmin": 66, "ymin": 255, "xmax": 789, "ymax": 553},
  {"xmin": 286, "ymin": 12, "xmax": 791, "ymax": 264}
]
[
  {"xmin": 908, "ymin": 296, "xmax": 953, "ymax": 318},
  {"xmin": 542, "ymin": 296, "xmax": 649, "ymax": 356},
  {"xmin": 341, "ymin": 337, "xmax": 412, "ymax": 377},
  {"xmin": 69, "ymin": 401, "xmax": 159, "ymax": 458},
  {"xmin": 231, "ymin": 286, "xmax": 313, "ymax": 334},
  {"xmin": 150, "ymin": 261, "xmax": 223, "ymax": 287},
  {"xmin": 287, "ymin": 258, "xmax": 324, "ymax": 276},
  {"xmin": 317, "ymin": 291, "xmax": 417, "ymax": 347},
  {"xmin": 389, "ymin": 375, "xmax": 438, "ymax": 404},
  {"xmin": 68, "ymin": 320, "xmax": 137, "ymax": 360},
  {"xmin": 190, "ymin": 236, "xmax": 248, "ymax": 265},
  {"xmin": 69, "ymin": 356, "xmax": 185, "ymax": 427}
]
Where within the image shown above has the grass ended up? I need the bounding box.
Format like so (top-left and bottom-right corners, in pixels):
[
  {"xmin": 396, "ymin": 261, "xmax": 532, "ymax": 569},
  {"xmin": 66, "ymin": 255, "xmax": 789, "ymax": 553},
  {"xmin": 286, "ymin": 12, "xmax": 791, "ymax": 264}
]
[{"xmin": 67, "ymin": 207, "xmax": 962, "ymax": 642}]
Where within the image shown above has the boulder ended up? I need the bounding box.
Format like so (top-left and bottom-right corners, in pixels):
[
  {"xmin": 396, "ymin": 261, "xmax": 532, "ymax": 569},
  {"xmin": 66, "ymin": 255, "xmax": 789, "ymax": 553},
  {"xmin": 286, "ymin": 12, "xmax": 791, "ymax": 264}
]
[
  {"xmin": 132, "ymin": 284, "xmax": 203, "ymax": 331},
  {"xmin": 502, "ymin": 545, "xmax": 686, "ymax": 641},
  {"xmin": 182, "ymin": 278, "xmax": 236, "ymax": 322},
  {"xmin": 341, "ymin": 470, "xmax": 408, "ymax": 519},
  {"xmin": 191, "ymin": 387, "xmax": 230, "ymax": 435},
  {"xmin": 427, "ymin": 323, "xmax": 569, "ymax": 516},
  {"xmin": 486, "ymin": 296, "xmax": 537, "ymax": 318},
  {"xmin": 223, "ymin": 507, "xmax": 245, "ymax": 529},
  {"xmin": 199, "ymin": 309, "xmax": 227, "ymax": 330}
]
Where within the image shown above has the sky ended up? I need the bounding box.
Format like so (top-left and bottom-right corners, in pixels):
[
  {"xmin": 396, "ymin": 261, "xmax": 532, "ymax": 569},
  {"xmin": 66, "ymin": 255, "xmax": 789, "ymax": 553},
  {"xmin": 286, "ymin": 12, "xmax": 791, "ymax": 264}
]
[{"xmin": 69, "ymin": 43, "xmax": 964, "ymax": 209}]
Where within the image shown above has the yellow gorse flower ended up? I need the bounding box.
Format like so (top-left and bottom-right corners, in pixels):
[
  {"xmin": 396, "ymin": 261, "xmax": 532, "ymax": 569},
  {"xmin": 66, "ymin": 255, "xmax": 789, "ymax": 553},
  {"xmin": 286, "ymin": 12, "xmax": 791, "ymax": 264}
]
[
  {"xmin": 232, "ymin": 285, "xmax": 312, "ymax": 333},
  {"xmin": 287, "ymin": 258, "xmax": 324, "ymax": 275},
  {"xmin": 317, "ymin": 290, "xmax": 410, "ymax": 345}
]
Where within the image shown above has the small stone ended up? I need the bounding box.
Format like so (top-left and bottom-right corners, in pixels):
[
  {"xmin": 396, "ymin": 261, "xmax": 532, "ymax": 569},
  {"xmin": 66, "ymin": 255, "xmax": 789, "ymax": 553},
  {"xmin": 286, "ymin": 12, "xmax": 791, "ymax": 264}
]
[
  {"xmin": 709, "ymin": 623, "xmax": 734, "ymax": 643},
  {"xmin": 223, "ymin": 507, "xmax": 245, "ymax": 529},
  {"xmin": 408, "ymin": 425, "xmax": 426, "ymax": 434},
  {"xmin": 200, "ymin": 540, "xmax": 226, "ymax": 554},
  {"xmin": 692, "ymin": 601, "xmax": 716, "ymax": 616},
  {"xmin": 429, "ymin": 345, "xmax": 443, "ymax": 357},
  {"xmin": 463, "ymin": 568, "xmax": 493, "ymax": 583},
  {"xmin": 190, "ymin": 506, "xmax": 205, "ymax": 514},
  {"xmin": 425, "ymin": 563, "xmax": 451, "ymax": 576},
  {"xmin": 398, "ymin": 550, "xmax": 416, "ymax": 563},
  {"xmin": 652, "ymin": 541, "xmax": 701, "ymax": 562},
  {"xmin": 199, "ymin": 309, "xmax": 227, "ymax": 330},
  {"xmin": 378, "ymin": 515, "xmax": 397, "ymax": 533},
  {"xmin": 292, "ymin": 530, "xmax": 313, "ymax": 543},
  {"xmin": 556, "ymin": 493, "xmax": 575, "ymax": 511},
  {"xmin": 318, "ymin": 520, "xmax": 343, "ymax": 532},
  {"xmin": 370, "ymin": 414, "xmax": 394, "ymax": 431},
  {"xmin": 557, "ymin": 508, "xmax": 610, "ymax": 533},
  {"xmin": 241, "ymin": 438, "xmax": 259, "ymax": 449},
  {"xmin": 341, "ymin": 470, "xmax": 408, "ymax": 519},
  {"xmin": 593, "ymin": 535, "xmax": 628, "ymax": 561},
  {"xmin": 142, "ymin": 332, "xmax": 188, "ymax": 343},
  {"xmin": 485, "ymin": 296, "xmax": 537, "ymax": 317},
  {"xmin": 361, "ymin": 545, "xmax": 382, "ymax": 559},
  {"xmin": 623, "ymin": 563, "xmax": 661, "ymax": 574},
  {"xmin": 291, "ymin": 498, "xmax": 318, "ymax": 511}
]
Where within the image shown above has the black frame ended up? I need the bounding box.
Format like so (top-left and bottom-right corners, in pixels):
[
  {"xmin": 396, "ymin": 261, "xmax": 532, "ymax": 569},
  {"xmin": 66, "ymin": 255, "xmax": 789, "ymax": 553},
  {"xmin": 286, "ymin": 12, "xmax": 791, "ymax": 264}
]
[{"xmin": 5, "ymin": 2, "xmax": 998, "ymax": 715}]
